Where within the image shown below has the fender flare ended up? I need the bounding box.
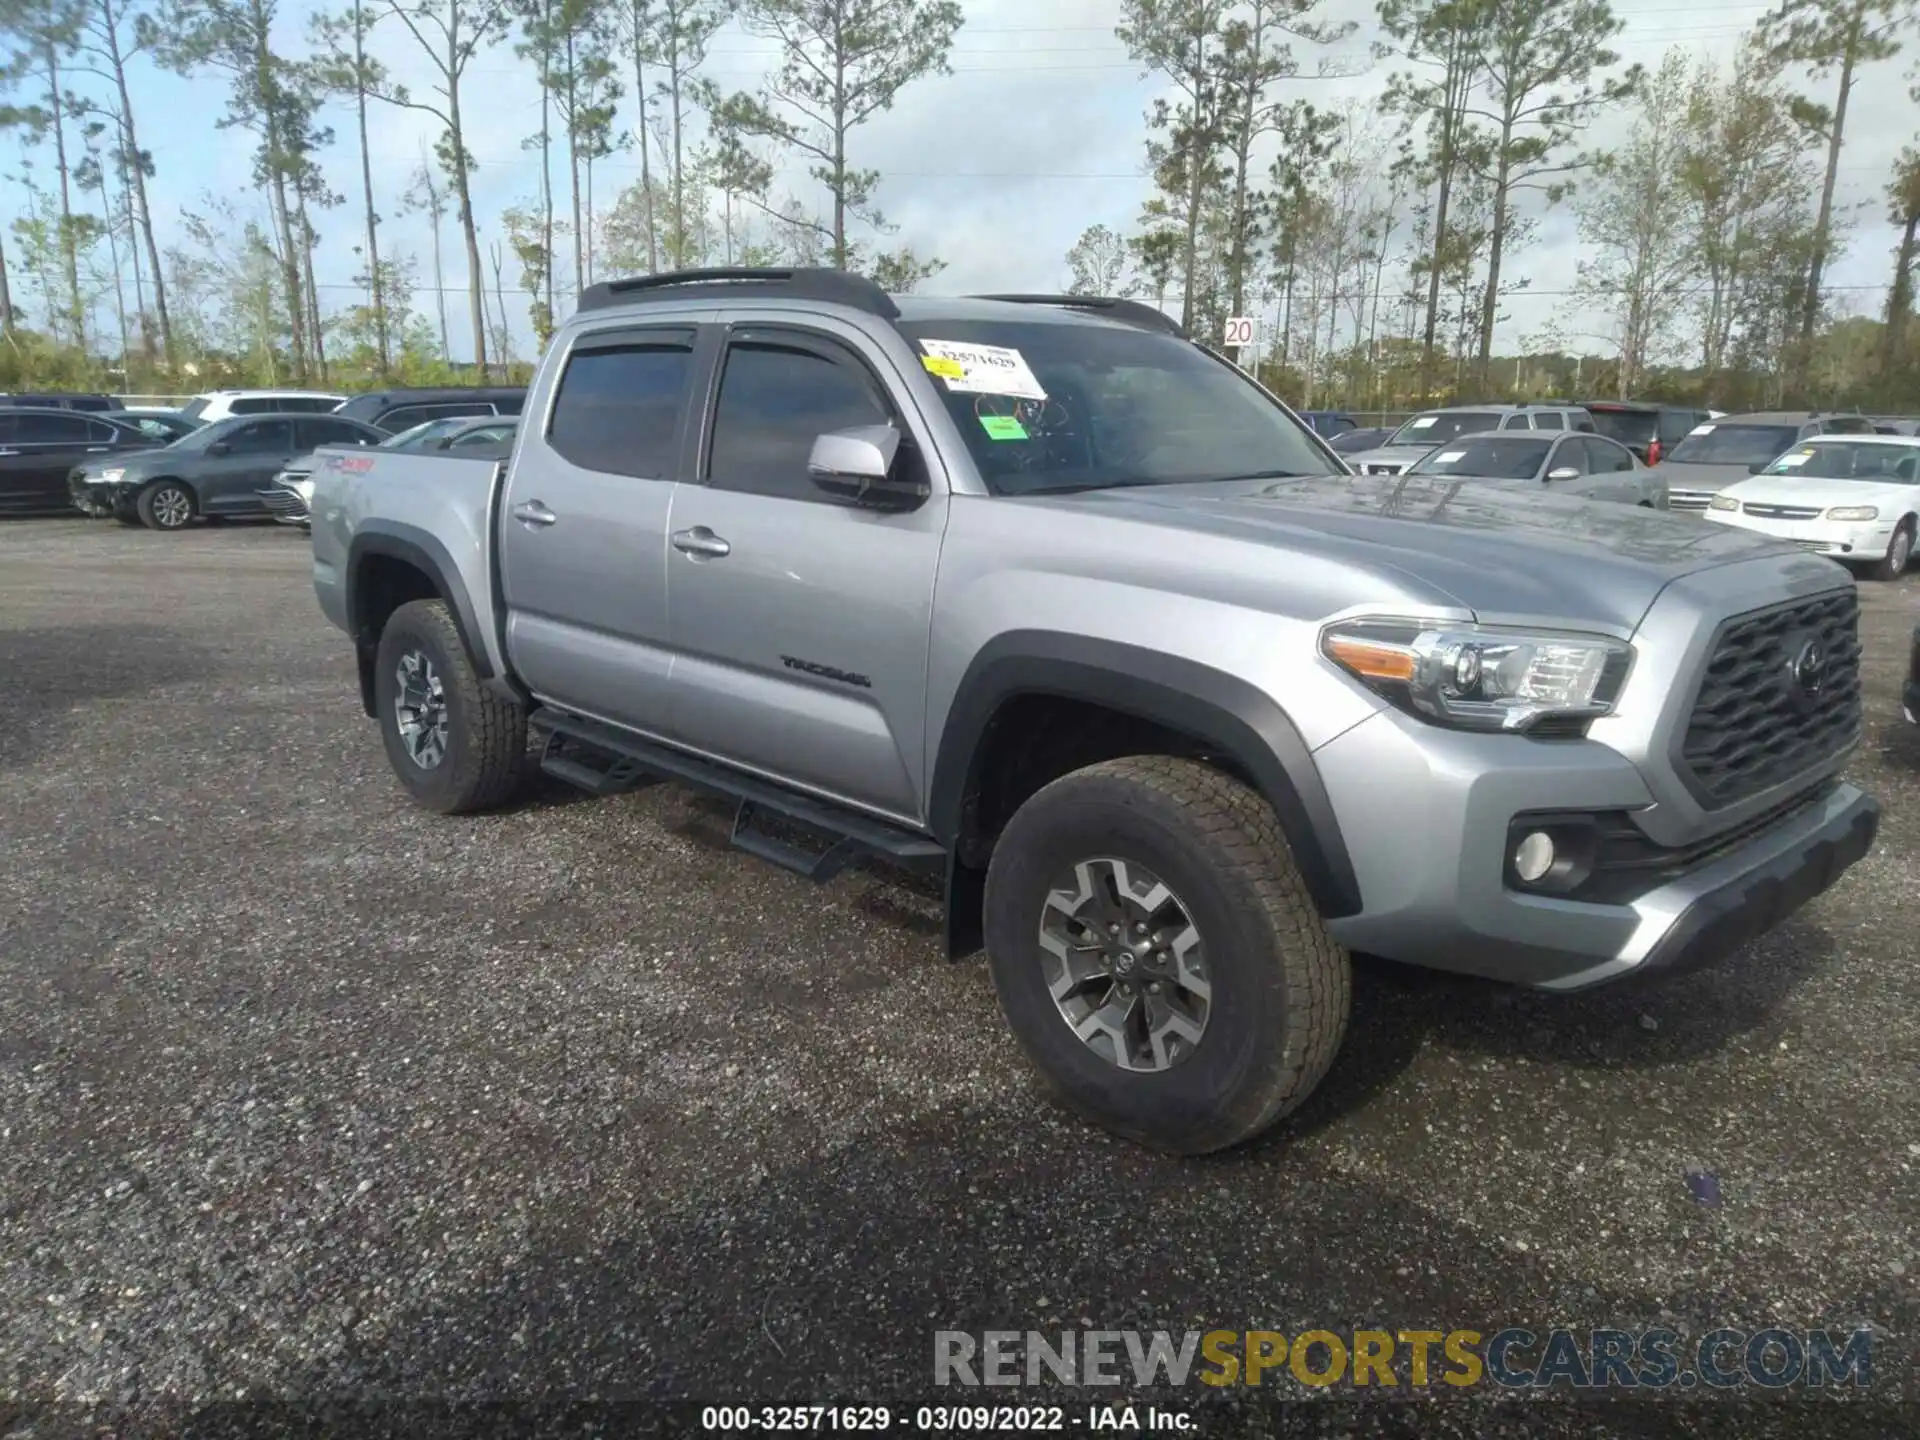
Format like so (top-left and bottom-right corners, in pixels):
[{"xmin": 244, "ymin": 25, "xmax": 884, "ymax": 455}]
[
  {"xmin": 928, "ymin": 632, "xmax": 1363, "ymax": 920},
  {"xmin": 345, "ymin": 523, "xmax": 498, "ymax": 718}
]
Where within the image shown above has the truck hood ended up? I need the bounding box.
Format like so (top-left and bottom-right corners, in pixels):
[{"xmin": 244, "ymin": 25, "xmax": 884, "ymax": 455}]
[
  {"xmin": 1649, "ymin": 460, "xmax": 1752, "ymax": 494},
  {"xmin": 1028, "ymin": 474, "xmax": 1806, "ymax": 634}
]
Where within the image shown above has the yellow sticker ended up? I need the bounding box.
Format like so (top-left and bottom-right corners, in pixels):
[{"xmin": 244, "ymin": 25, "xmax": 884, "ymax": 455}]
[{"xmin": 922, "ymin": 355, "xmax": 966, "ymax": 380}]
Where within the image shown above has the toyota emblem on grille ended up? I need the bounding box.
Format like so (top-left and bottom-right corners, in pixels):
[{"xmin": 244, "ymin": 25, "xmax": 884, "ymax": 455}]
[{"xmin": 1791, "ymin": 637, "xmax": 1827, "ymax": 696}]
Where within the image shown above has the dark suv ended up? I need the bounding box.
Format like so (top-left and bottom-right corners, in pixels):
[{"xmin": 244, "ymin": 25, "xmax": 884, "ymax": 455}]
[
  {"xmin": 1577, "ymin": 401, "xmax": 1712, "ymax": 467},
  {"xmin": 334, "ymin": 387, "xmax": 526, "ymax": 435},
  {"xmin": 0, "ymin": 391, "xmax": 115, "ymax": 413}
]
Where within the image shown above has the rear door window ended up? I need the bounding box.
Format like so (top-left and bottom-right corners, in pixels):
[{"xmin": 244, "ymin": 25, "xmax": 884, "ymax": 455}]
[
  {"xmin": 15, "ymin": 412, "xmax": 95, "ymax": 445},
  {"xmin": 298, "ymin": 417, "xmax": 379, "ymax": 449},
  {"xmin": 546, "ymin": 329, "xmax": 695, "ymax": 479},
  {"xmin": 1533, "ymin": 411, "xmax": 1564, "ymax": 430}
]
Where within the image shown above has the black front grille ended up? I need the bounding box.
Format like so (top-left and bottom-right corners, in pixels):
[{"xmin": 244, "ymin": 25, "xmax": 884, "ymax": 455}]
[{"xmin": 1678, "ymin": 589, "xmax": 1861, "ymax": 807}]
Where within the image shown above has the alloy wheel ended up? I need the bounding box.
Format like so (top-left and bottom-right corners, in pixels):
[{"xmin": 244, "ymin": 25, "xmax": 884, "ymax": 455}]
[
  {"xmin": 393, "ymin": 650, "xmax": 450, "ymax": 769},
  {"xmin": 1037, "ymin": 856, "xmax": 1211, "ymax": 1072}
]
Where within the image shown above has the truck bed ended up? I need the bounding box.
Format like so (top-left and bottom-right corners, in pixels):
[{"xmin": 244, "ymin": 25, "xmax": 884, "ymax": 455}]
[{"xmin": 308, "ymin": 447, "xmax": 509, "ymax": 676}]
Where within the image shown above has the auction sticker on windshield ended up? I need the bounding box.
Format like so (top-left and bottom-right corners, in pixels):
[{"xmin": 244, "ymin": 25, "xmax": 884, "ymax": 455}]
[
  {"xmin": 918, "ymin": 340, "xmax": 1047, "ymax": 401},
  {"xmin": 1777, "ymin": 449, "xmax": 1814, "ymax": 467}
]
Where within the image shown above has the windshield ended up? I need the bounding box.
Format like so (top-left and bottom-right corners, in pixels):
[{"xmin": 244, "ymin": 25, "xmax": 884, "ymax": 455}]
[
  {"xmin": 1665, "ymin": 423, "xmax": 1799, "ymax": 466},
  {"xmin": 1762, "ymin": 442, "xmax": 1920, "ymax": 482},
  {"xmin": 1385, "ymin": 411, "xmax": 1504, "ymax": 447},
  {"xmin": 1408, "ymin": 435, "xmax": 1552, "ymax": 480},
  {"xmin": 893, "ymin": 318, "xmax": 1338, "ymax": 495},
  {"xmin": 382, "ymin": 417, "xmax": 467, "ymax": 448},
  {"xmin": 1585, "ymin": 408, "xmax": 1656, "ymax": 446}
]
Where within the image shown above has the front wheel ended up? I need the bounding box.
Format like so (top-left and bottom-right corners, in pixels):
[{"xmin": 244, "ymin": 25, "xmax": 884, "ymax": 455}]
[
  {"xmin": 136, "ymin": 480, "xmax": 195, "ymax": 531},
  {"xmin": 983, "ymin": 756, "xmax": 1351, "ymax": 1155},
  {"xmin": 1870, "ymin": 520, "xmax": 1914, "ymax": 582},
  {"xmin": 373, "ymin": 599, "xmax": 528, "ymax": 813}
]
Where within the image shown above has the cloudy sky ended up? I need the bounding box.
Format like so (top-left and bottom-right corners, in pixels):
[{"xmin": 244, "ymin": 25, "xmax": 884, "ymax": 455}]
[{"xmin": 55, "ymin": 0, "xmax": 1920, "ymax": 360}]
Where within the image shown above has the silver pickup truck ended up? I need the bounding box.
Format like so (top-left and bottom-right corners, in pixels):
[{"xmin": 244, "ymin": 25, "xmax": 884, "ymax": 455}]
[{"xmin": 310, "ymin": 268, "xmax": 1878, "ymax": 1154}]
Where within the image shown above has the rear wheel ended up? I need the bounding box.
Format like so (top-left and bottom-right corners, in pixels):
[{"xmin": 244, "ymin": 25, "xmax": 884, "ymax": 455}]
[
  {"xmin": 136, "ymin": 480, "xmax": 195, "ymax": 531},
  {"xmin": 983, "ymin": 756, "xmax": 1351, "ymax": 1155},
  {"xmin": 1870, "ymin": 519, "xmax": 1914, "ymax": 582},
  {"xmin": 373, "ymin": 599, "xmax": 527, "ymax": 813}
]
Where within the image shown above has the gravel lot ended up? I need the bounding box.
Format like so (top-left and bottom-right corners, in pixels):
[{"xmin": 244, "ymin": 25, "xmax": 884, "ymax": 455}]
[{"xmin": 1, "ymin": 518, "xmax": 1916, "ymax": 1436}]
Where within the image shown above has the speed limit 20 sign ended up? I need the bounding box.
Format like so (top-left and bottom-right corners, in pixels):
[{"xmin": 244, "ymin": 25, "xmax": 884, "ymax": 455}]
[{"xmin": 1223, "ymin": 316, "xmax": 1254, "ymax": 347}]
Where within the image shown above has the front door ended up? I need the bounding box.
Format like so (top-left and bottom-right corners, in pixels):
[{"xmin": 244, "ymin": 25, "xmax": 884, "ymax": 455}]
[
  {"xmin": 200, "ymin": 418, "xmax": 297, "ymax": 513},
  {"xmin": 0, "ymin": 411, "xmax": 118, "ymax": 512},
  {"xmin": 496, "ymin": 322, "xmax": 700, "ymax": 738},
  {"xmin": 665, "ymin": 322, "xmax": 948, "ymax": 824}
]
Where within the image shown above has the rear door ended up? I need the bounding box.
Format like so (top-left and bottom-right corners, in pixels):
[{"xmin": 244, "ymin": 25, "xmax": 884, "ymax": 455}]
[
  {"xmin": 7, "ymin": 411, "xmax": 109, "ymax": 511},
  {"xmin": 663, "ymin": 320, "xmax": 949, "ymax": 823},
  {"xmin": 199, "ymin": 418, "xmax": 297, "ymax": 513},
  {"xmin": 0, "ymin": 413, "xmax": 37, "ymax": 512},
  {"xmin": 497, "ymin": 321, "xmax": 701, "ymax": 737}
]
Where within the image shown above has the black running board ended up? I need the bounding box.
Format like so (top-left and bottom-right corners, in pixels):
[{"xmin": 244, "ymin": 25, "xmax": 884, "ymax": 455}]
[{"xmin": 533, "ymin": 708, "xmax": 947, "ymax": 883}]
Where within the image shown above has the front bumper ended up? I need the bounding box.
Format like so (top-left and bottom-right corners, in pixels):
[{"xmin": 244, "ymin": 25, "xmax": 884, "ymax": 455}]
[
  {"xmin": 69, "ymin": 471, "xmax": 130, "ymax": 516},
  {"xmin": 1315, "ymin": 708, "xmax": 1877, "ymax": 990},
  {"xmin": 1706, "ymin": 507, "xmax": 1890, "ymax": 559},
  {"xmin": 258, "ymin": 483, "xmax": 311, "ymax": 527}
]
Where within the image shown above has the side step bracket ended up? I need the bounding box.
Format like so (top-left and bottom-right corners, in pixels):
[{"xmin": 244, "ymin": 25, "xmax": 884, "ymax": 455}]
[{"xmin": 532, "ymin": 707, "xmax": 947, "ymax": 883}]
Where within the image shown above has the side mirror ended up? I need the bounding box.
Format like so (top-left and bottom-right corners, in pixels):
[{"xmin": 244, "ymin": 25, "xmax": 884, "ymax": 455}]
[
  {"xmin": 1546, "ymin": 466, "xmax": 1581, "ymax": 482},
  {"xmin": 208, "ymin": 440, "xmax": 231, "ymax": 456},
  {"xmin": 807, "ymin": 424, "xmax": 926, "ymax": 511}
]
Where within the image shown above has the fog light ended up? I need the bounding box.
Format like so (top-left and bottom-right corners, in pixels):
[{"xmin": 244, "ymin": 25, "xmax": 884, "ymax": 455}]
[{"xmin": 1513, "ymin": 831, "xmax": 1556, "ymax": 884}]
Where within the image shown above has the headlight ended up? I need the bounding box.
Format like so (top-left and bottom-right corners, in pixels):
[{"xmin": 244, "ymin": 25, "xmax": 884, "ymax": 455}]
[
  {"xmin": 1825, "ymin": 505, "xmax": 1878, "ymax": 521},
  {"xmin": 292, "ymin": 479, "xmax": 315, "ymax": 503},
  {"xmin": 1708, "ymin": 495, "xmax": 1739, "ymax": 511},
  {"xmin": 1321, "ymin": 619, "xmax": 1633, "ymax": 733},
  {"xmin": 98, "ymin": 467, "xmax": 125, "ymax": 483}
]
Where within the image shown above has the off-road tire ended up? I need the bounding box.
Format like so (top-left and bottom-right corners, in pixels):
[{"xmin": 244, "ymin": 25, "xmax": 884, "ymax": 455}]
[
  {"xmin": 1870, "ymin": 518, "xmax": 1914, "ymax": 582},
  {"xmin": 136, "ymin": 479, "xmax": 195, "ymax": 531},
  {"xmin": 983, "ymin": 756, "xmax": 1351, "ymax": 1155},
  {"xmin": 373, "ymin": 598, "xmax": 527, "ymax": 813}
]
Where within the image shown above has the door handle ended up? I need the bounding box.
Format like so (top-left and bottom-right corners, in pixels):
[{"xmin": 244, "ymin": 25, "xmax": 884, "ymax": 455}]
[
  {"xmin": 0, "ymin": 449, "xmax": 16, "ymax": 457},
  {"xmin": 512, "ymin": 499, "xmax": 558, "ymax": 529},
  {"xmin": 671, "ymin": 526, "xmax": 731, "ymax": 558}
]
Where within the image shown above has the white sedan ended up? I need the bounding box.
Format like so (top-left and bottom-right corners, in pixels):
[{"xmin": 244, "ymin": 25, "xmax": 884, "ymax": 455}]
[{"xmin": 1704, "ymin": 435, "xmax": 1920, "ymax": 580}]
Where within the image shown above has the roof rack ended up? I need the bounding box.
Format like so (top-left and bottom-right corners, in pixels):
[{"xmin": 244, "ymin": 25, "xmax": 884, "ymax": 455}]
[
  {"xmin": 969, "ymin": 294, "xmax": 1186, "ymax": 339},
  {"xmin": 577, "ymin": 267, "xmax": 900, "ymax": 319}
]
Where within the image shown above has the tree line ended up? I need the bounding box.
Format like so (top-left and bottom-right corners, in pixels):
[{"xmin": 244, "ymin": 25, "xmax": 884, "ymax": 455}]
[
  {"xmin": 1072, "ymin": 0, "xmax": 1920, "ymax": 412},
  {"xmin": 0, "ymin": 0, "xmax": 1916, "ymax": 412}
]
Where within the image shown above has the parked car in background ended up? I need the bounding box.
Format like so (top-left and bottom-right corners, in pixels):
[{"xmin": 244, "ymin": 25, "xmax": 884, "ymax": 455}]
[
  {"xmin": 1704, "ymin": 434, "xmax": 1920, "ymax": 579},
  {"xmin": 1576, "ymin": 401, "xmax": 1713, "ymax": 466},
  {"xmin": 0, "ymin": 390, "xmax": 116, "ymax": 412},
  {"xmin": 180, "ymin": 390, "xmax": 345, "ymax": 423},
  {"xmin": 1403, "ymin": 430, "xmax": 1657, "ymax": 505},
  {"xmin": 262, "ymin": 416, "xmax": 520, "ymax": 528},
  {"xmin": 1343, "ymin": 403, "xmax": 1596, "ymax": 475},
  {"xmin": 1872, "ymin": 417, "xmax": 1920, "ymax": 436},
  {"xmin": 74, "ymin": 412, "xmax": 385, "ymax": 529},
  {"xmin": 1298, "ymin": 410, "xmax": 1357, "ymax": 438},
  {"xmin": 103, "ymin": 409, "xmax": 202, "ymax": 444},
  {"xmin": 0, "ymin": 408, "xmax": 166, "ymax": 515},
  {"xmin": 1326, "ymin": 425, "xmax": 1393, "ymax": 456},
  {"xmin": 1656, "ymin": 412, "xmax": 1877, "ymax": 513},
  {"xmin": 333, "ymin": 386, "xmax": 526, "ymax": 435}
]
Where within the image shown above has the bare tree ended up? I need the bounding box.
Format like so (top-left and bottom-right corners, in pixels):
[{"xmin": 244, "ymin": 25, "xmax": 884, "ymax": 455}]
[
  {"xmin": 713, "ymin": 0, "xmax": 963, "ymax": 272},
  {"xmin": 1573, "ymin": 49, "xmax": 1692, "ymax": 394},
  {"xmin": 312, "ymin": 0, "xmax": 391, "ymax": 372},
  {"xmin": 368, "ymin": 0, "xmax": 517, "ymax": 377},
  {"xmin": 1064, "ymin": 224, "xmax": 1132, "ymax": 295}
]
